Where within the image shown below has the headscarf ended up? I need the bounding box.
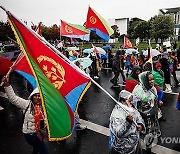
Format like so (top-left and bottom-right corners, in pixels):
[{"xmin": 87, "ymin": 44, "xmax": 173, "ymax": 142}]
[
  {"xmin": 154, "ymin": 61, "xmax": 162, "ymax": 70},
  {"xmin": 138, "ymin": 71, "xmax": 153, "ymax": 90},
  {"xmin": 130, "ymin": 65, "xmax": 142, "ymax": 80}
]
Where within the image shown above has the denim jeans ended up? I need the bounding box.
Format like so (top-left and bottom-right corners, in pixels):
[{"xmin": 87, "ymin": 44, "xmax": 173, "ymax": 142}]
[{"xmin": 24, "ymin": 133, "xmax": 49, "ymax": 154}]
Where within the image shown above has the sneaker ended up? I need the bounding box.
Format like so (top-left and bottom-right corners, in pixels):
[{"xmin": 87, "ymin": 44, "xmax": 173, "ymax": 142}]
[
  {"xmin": 76, "ymin": 124, "xmax": 87, "ymax": 130},
  {"xmin": 94, "ymin": 76, "xmax": 99, "ymax": 79},
  {"xmin": 0, "ymin": 106, "xmax": 4, "ymax": 110},
  {"xmin": 112, "ymin": 84, "xmax": 120, "ymax": 87},
  {"xmin": 165, "ymin": 89, "xmax": 172, "ymax": 93},
  {"xmin": 175, "ymin": 83, "xmax": 180, "ymax": 87}
]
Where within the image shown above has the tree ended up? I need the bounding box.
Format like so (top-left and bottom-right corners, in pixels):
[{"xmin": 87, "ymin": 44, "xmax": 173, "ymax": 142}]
[
  {"xmin": 0, "ymin": 21, "xmax": 15, "ymax": 42},
  {"xmin": 127, "ymin": 21, "xmax": 140, "ymax": 39},
  {"xmin": 150, "ymin": 15, "xmax": 174, "ymax": 43},
  {"xmin": 133, "ymin": 21, "xmax": 150, "ymax": 40}
]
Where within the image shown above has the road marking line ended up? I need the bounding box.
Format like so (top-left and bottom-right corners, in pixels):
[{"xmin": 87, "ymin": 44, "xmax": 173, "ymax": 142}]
[{"xmin": 80, "ymin": 119, "xmax": 180, "ymax": 154}]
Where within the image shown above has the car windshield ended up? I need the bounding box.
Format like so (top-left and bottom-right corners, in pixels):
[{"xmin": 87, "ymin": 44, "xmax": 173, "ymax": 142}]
[{"xmin": 3, "ymin": 44, "xmax": 19, "ymax": 52}]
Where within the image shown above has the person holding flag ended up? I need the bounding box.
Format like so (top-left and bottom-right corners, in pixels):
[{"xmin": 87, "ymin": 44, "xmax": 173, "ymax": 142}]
[
  {"xmin": 2, "ymin": 74, "xmax": 49, "ymax": 154},
  {"xmin": 109, "ymin": 90, "xmax": 145, "ymax": 154}
]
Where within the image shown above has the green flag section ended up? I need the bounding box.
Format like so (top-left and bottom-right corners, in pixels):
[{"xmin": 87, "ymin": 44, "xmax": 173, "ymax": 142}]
[{"xmin": 6, "ymin": 11, "xmax": 91, "ymax": 141}]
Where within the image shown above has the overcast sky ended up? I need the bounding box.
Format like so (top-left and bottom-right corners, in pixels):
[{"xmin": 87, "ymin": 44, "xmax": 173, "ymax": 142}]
[{"xmin": 0, "ymin": 0, "xmax": 180, "ymax": 27}]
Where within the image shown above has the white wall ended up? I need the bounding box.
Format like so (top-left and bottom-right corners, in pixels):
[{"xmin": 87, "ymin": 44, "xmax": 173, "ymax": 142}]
[{"xmin": 108, "ymin": 18, "xmax": 128, "ymax": 35}]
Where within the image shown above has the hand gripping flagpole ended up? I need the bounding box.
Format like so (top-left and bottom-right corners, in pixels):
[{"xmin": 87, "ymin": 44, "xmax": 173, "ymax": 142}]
[{"xmin": 0, "ymin": 6, "xmax": 137, "ymax": 126}]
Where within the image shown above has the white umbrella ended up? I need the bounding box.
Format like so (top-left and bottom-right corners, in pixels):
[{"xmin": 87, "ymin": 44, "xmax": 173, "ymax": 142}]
[
  {"xmin": 143, "ymin": 49, "xmax": 161, "ymax": 57},
  {"xmin": 125, "ymin": 48, "xmax": 139, "ymax": 55},
  {"xmin": 83, "ymin": 48, "xmax": 93, "ymax": 54},
  {"xmin": 67, "ymin": 47, "xmax": 80, "ymax": 51},
  {"xmin": 73, "ymin": 57, "xmax": 93, "ymax": 69},
  {"xmin": 91, "ymin": 47, "xmax": 106, "ymax": 55}
]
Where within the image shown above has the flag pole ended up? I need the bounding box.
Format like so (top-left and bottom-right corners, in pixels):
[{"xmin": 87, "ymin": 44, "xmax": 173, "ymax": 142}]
[
  {"xmin": 0, "ymin": 6, "xmax": 137, "ymax": 126},
  {"xmin": 60, "ymin": 20, "xmax": 62, "ymax": 41},
  {"xmin": 148, "ymin": 39, "xmax": 153, "ymax": 71}
]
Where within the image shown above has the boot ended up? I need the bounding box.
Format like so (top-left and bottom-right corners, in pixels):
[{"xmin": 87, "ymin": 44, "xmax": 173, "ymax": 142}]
[{"xmin": 165, "ymin": 84, "xmax": 172, "ymax": 93}]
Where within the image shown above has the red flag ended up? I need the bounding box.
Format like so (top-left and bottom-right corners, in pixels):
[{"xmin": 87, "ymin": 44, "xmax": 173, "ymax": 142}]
[
  {"xmin": 92, "ymin": 44, "xmax": 100, "ymax": 55},
  {"xmin": 0, "ymin": 57, "xmax": 12, "ymax": 75},
  {"xmin": 124, "ymin": 36, "xmax": 133, "ymax": 48},
  {"xmin": 61, "ymin": 20, "xmax": 89, "ymax": 35},
  {"xmin": 36, "ymin": 22, "xmax": 42, "ymax": 36},
  {"xmin": 85, "ymin": 6, "xmax": 113, "ymax": 41}
]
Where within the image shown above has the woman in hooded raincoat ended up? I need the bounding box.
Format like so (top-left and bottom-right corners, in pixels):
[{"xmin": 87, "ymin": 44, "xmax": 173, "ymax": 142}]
[
  {"xmin": 109, "ymin": 90, "xmax": 145, "ymax": 154},
  {"xmin": 132, "ymin": 71, "xmax": 161, "ymax": 154},
  {"xmin": 2, "ymin": 75, "xmax": 49, "ymax": 154}
]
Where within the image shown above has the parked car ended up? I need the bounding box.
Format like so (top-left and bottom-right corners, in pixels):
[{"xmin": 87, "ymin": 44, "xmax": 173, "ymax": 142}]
[{"xmin": 0, "ymin": 44, "xmax": 21, "ymax": 61}]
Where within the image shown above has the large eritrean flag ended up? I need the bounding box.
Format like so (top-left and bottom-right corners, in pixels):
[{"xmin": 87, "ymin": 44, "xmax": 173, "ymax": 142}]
[
  {"xmin": 85, "ymin": 6, "xmax": 114, "ymax": 41},
  {"xmin": 7, "ymin": 11, "xmax": 91, "ymax": 141},
  {"xmin": 61, "ymin": 20, "xmax": 90, "ymax": 41}
]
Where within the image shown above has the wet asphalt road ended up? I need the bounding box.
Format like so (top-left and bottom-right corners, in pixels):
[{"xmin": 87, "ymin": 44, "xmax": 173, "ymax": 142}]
[{"xmin": 0, "ymin": 70, "xmax": 180, "ymax": 154}]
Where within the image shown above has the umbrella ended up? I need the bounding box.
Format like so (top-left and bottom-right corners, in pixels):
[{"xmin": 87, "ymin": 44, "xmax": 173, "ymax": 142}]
[
  {"xmin": 83, "ymin": 49, "xmax": 93, "ymax": 54},
  {"xmin": 102, "ymin": 45, "xmax": 112, "ymax": 51},
  {"xmin": 143, "ymin": 49, "xmax": 161, "ymax": 57},
  {"xmin": 125, "ymin": 48, "xmax": 139, "ymax": 55},
  {"xmin": 0, "ymin": 57, "xmax": 12, "ymax": 75},
  {"xmin": 91, "ymin": 47, "xmax": 106, "ymax": 55},
  {"xmin": 73, "ymin": 57, "xmax": 93, "ymax": 69},
  {"xmin": 67, "ymin": 46, "xmax": 79, "ymax": 51}
]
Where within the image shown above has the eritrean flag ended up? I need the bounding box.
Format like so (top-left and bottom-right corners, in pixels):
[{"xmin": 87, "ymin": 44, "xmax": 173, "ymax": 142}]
[
  {"xmin": 124, "ymin": 36, "xmax": 133, "ymax": 48},
  {"xmin": 61, "ymin": 20, "xmax": 90, "ymax": 41},
  {"xmin": 85, "ymin": 6, "xmax": 114, "ymax": 41},
  {"xmin": 6, "ymin": 10, "xmax": 91, "ymax": 141}
]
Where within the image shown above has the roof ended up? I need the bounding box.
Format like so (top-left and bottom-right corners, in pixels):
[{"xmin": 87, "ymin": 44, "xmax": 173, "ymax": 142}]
[{"xmin": 161, "ymin": 7, "xmax": 180, "ymax": 14}]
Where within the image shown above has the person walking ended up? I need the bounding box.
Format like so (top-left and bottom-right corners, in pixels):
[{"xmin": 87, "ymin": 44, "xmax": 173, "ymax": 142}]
[
  {"xmin": 110, "ymin": 50, "xmax": 126, "ymax": 86},
  {"xmin": 170, "ymin": 51, "xmax": 179, "ymax": 87},
  {"xmin": 160, "ymin": 47, "xmax": 172, "ymax": 92},
  {"xmin": 132, "ymin": 71, "xmax": 161, "ymax": 154},
  {"xmin": 125, "ymin": 65, "xmax": 142, "ymax": 93},
  {"xmin": 2, "ymin": 75, "xmax": 49, "ymax": 154},
  {"xmin": 109, "ymin": 90, "xmax": 145, "ymax": 154}
]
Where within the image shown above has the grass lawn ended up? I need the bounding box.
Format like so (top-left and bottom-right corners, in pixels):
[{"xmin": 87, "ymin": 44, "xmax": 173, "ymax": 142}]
[{"xmin": 78, "ymin": 40, "xmax": 180, "ymax": 54}]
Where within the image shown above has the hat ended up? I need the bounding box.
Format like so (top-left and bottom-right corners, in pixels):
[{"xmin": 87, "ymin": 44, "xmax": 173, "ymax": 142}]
[
  {"xmin": 119, "ymin": 90, "xmax": 132, "ymax": 100},
  {"xmin": 155, "ymin": 62, "xmax": 162, "ymax": 68}
]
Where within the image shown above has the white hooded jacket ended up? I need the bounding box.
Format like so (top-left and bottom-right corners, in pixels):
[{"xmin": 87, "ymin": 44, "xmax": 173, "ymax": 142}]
[{"xmin": 5, "ymin": 85, "xmax": 40, "ymax": 134}]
